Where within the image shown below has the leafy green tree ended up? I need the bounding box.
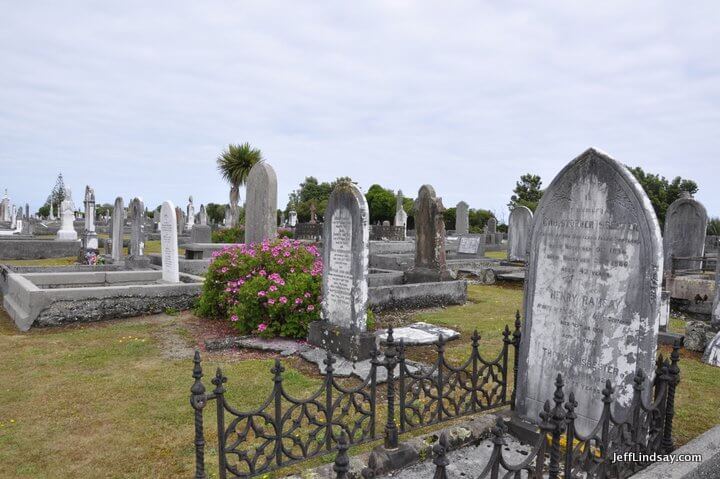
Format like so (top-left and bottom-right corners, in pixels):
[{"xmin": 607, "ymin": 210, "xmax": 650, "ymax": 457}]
[
  {"xmin": 627, "ymin": 167, "xmax": 698, "ymax": 229},
  {"xmin": 508, "ymin": 173, "xmax": 543, "ymax": 212},
  {"xmin": 206, "ymin": 203, "xmax": 227, "ymax": 224},
  {"xmin": 365, "ymin": 184, "xmax": 396, "ymax": 224},
  {"xmin": 285, "ymin": 176, "xmax": 353, "ymax": 222},
  {"xmin": 96, "ymin": 203, "xmax": 113, "ymax": 218},
  {"xmin": 708, "ymin": 217, "xmax": 720, "ymax": 236},
  {"xmin": 38, "ymin": 204, "xmax": 50, "ymax": 218},
  {"xmin": 469, "ymin": 208, "xmax": 494, "ymax": 233}
]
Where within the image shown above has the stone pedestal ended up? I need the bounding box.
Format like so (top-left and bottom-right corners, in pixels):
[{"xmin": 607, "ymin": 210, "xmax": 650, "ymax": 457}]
[
  {"xmin": 190, "ymin": 224, "xmax": 212, "ymax": 243},
  {"xmin": 308, "ymin": 321, "xmax": 376, "ymax": 362},
  {"xmin": 405, "ymin": 267, "xmax": 454, "ymax": 283},
  {"xmin": 84, "ymin": 231, "xmax": 99, "ymax": 250}
]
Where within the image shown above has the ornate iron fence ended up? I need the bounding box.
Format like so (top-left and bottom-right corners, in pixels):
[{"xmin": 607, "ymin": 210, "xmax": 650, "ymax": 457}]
[
  {"xmin": 190, "ymin": 314, "xmax": 522, "ymax": 478},
  {"xmin": 670, "ymin": 254, "xmax": 717, "ymax": 276},
  {"xmin": 334, "ymin": 338, "xmax": 683, "ymax": 479}
]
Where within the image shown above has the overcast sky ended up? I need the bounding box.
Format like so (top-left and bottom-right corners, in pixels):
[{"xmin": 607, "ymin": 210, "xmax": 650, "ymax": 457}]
[{"xmin": 1, "ymin": 1, "xmax": 719, "ymax": 221}]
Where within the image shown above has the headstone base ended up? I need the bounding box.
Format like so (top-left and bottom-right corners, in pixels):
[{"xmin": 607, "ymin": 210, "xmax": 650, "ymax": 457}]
[
  {"xmin": 83, "ymin": 231, "xmax": 98, "ymax": 250},
  {"xmin": 506, "ymin": 413, "xmax": 540, "ymax": 445},
  {"xmin": 56, "ymin": 230, "xmax": 78, "ymax": 241},
  {"xmin": 308, "ymin": 321, "xmax": 375, "ymax": 362},
  {"xmin": 404, "ymin": 267, "xmax": 455, "ymax": 283},
  {"xmin": 191, "ymin": 224, "xmax": 212, "ymax": 243},
  {"xmin": 125, "ymin": 256, "xmax": 152, "ymax": 270}
]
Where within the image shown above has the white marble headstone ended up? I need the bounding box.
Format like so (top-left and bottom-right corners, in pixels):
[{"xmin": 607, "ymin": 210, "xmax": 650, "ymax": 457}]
[{"xmin": 160, "ymin": 201, "xmax": 180, "ymax": 283}]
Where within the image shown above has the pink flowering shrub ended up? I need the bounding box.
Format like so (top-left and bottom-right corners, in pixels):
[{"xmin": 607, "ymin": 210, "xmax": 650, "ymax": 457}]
[{"xmin": 196, "ymin": 238, "xmax": 322, "ymax": 338}]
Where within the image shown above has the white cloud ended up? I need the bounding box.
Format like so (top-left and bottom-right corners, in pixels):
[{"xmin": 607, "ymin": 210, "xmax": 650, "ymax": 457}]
[{"xmin": 0, "ymin": 1, "xmax": 718, "ymax": 217}]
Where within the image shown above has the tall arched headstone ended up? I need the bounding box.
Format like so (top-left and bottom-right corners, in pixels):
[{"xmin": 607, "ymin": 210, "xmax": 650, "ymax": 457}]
[
  {"xmin": 663, "ymin": 192, "xmax": 707, "ymax": 274},
  {"xmin": 508, "ymin": 206, "xmax": 533, "ymax": 262},
  {"xmin": 128, "ymin": 197, "xmax": 146, "ymax": 257},
  {"xmin": 111, "ymin": 197, "xmax": 124, "ymax": 262},
  {"xmin": 455, "ymin": 201, "xmax": 469, "ymax": 236},
  {"xmin": 245, "ymin": 162, "xmax": 278, "ymax": 244},
  {"xmin": 308, "ymin": 181, "xmax": 374, "ymax": 361},
  {"xmin": 160, "ymin": 201, "xmax": 180, "ymax": 283},
  {"xmin": 515, "ymin": 148, "xmax": 663, "ymax": 436},
  {"xmin": 406, "ymin": 185, "xmax": 452, "ymax": 282}
]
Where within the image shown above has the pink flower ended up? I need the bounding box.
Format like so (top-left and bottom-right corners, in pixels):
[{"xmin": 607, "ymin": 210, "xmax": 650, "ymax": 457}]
[
  {"xmin": 259, "ymin": 270, "xmax": 267, "ymax": 276},
  {"xmin": 220, "ymin": 267, "xmax": 228, "ymax": 273},
  {"xmin": 258, "ymin": 291, "xmax": 267, "ymax": 297},
  {"xmin": 258, "ymin": 323, "xmax": 267, "ymax": 332},
  {"xmin": 295, "ymin": 298, "xmax": 303, "ymax": 305},
  {"xmin": 230, "ymin": 315, "xmax": 239, "ymax": 322},
  {"xmin": 307, "ymin": 305, "xmax": 315, "ymax": 311},
  {"xmin": 268, "ymin": 298, "xmax": 276, "ymax": 305},
  {"xmin": 269, "ymin": 285, "xmax": 278, "ymax": 292},
  {"xmin": 279, "ymin": 296, "xmax": 288, "ymax": 304},
  {"xmin": 304, "ymin": 292, "xmax": 311, "ymax": 298}
]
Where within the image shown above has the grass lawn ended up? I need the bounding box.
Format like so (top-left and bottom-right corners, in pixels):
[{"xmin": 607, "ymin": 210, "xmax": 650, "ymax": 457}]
[
  {"xmin": 0, "ymin": 283, "xmax": 718, "ymax": 478},
  {"xmin": 484, "ymin": 250, "xmax": 507, "ymax": 260}
]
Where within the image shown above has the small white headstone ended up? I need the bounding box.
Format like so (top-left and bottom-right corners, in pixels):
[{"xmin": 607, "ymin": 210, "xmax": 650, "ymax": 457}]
[{"xmin": 160, "ymin": 201, "xmax": 180, "ymax": 283}]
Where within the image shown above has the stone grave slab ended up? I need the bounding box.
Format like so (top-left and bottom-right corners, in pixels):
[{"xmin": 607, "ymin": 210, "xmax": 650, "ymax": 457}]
[{"xmin": 376, "ymin": 322, "xmax": 460, "ymax": 345}]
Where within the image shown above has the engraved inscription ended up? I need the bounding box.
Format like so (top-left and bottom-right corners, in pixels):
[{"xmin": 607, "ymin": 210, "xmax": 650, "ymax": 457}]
[{"xmin": 326, "ymin": 207, "xmax": 353, "ymax": 327}]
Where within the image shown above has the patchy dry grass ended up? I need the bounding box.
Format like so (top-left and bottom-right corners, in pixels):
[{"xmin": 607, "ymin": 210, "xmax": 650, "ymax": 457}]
[
  {"xmin": 483, "ymin": 250, "xmax": 507, "ymax": 260},
  {"xmin": 1, "ymin": 256, "xmax": 77, "ymax": 266},
  {"xmin": 0, "ymin": 283, "xmax": 718, "ymax": 478}
]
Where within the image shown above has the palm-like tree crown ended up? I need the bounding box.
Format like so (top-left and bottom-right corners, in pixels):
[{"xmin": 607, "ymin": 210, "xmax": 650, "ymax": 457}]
[{"xmin": 217, "ymin": 142, "xmax": 263, "ymax": 188}]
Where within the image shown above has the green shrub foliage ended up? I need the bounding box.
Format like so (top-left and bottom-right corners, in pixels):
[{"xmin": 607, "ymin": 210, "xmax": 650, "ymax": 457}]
[{"xmin": 196, "ymin": 238, "xmax": 322, "ymax": 338}]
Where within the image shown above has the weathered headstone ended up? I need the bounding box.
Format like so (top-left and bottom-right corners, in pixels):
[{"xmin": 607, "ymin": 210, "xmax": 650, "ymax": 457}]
[
  {"xmin": 186, "ymin": 196, "xmax": 195, "ymax": 231},
  {"xmin": 702, "ymin": 331, "xmax": 720, "ymax": 367},
  {"xmin": 111, "ymin": 197, "xmax": 124, "ymax": 262},
  {"xmin": 515, "ymin": 148, "xmax": 663, "ymax": 436},
  {"xmin": 83, "ymin": 186, "xmax": 98, "ymax": 250},
  {"xmin": 309, "ymin": 202, "xmax": 318, "ymax": 224},
  {"xmin": 244, "ymin": 161, "xmax": 278, "ymax": 244},
  {"xmin": 128, "ymin": 197, "xmax": 146, "ymax": 257},
  {"xmin": 308, "ymin": 181, "xmax": 374, "ymax": 361},
  {"xmin": 223, "ymin": 205, "xmax": 231, "ymax": 226},
  {"xmin": 198, "ymin": 204, "xmax": 208, "ymax": 226},
  {"xmin": 712, "ymin": 256, "xmax": 720, "ymax": 329},
  {"xmin": 175, "ymin": 207, "xmax": 186, "ymax": 235},
  {"xmin": 455, "ymin": 201, "xmax": 469, "ymax": 235},
  {"xmin": 456, "ymin": 234, "xmax": 484, "ymax": 257},
  {"xmin": 405, "ymin": 185, "xmax": 452, "ymax": 282},
  {"xmin": 160, "ymin": 201, "xmax": 180, "ymax": 283},
  {"xmin": 663, "ymin": 192, "xmax": 707, "ymax": 273},
  {"xmin": 289, "ymin": 210, "xmax": 298, "ymax": 227},
  {"xmin": 191, "ymin": 224, "xmax": 212, "ymax": 243},
  {"xmin": 508, "ymin": 206, "xmax": 533, "ymax": 262},
  {"xmin": 485, "ymin": 217, "xmax": 497, "ymax": 234}
]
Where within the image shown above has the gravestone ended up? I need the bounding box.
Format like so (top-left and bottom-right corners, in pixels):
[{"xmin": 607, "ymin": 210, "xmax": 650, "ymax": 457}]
[
  {"xmin": 128, "ymin": 197, "xmax": 146, "ymax": 257},
  {"xmin": 394, "ymin": 190, "xmax": 407, "ymax": 238},
  {"xmin": 703, "ymin": 332, "xmax": 720, "ymax": 367},
  {"xmin": 198, "ymin": 204, "xmax": 208, "ymax": 225},
  {"xmin": 186, "ymin": 196, "xmax": 195, "ymax": 231},
  {"xmin": 160, "ymin": 201, "xmax": 180, "ymax": 283},
  {"xmin": 508, "ymin": 206, "xmax": 533, "ymax": 262},
  {"xmin": 456, "ymin": 234, "xmax": 484, "ymax": 257},
  {"xmin": 308, "ymin": 181, "xmax": 374, "ymax": 361},
  {"xmin": 515, "ymin": 148, "xmax": 663, "ymax": 436},
  {"xmin": 111, "ymin": 197, "xmax": 124, "ymax": 262},
  {"xmin": 191, "ymin": 224, "xmax": 212, "ymax": 243},
  {"xmin": 83, "ymin": 186, "xmax": 98, "ymax": 250},
  {"xmin": 289, "ymin": 210, "xmax": 297, "ymax": 227},
  {"xmin": 405, "ymin": 185, "xmax": 453, "ymax": 282},
  {"xmin": 245, "ymin": 162, "xmax": 278, "ymax": 244},
  {"xmin": 175, "ymin": 207, "xmax": 186, "ymax": 235},
  {"xmin": 24, "ymin": 203, "xmax": 29, "ymax": 220},
  {"xmin": 663, "ymin": 192, "xmax": 707, "ymax": 273},
  {"xmin": 56, "ymin": 188, "xmax": 77, "ymax": 241},
  {"xmin": 485, "ymin": 217, "xmax": 497, "ymax": 234},
  {"xmin": 455, "ymin": 201, "xmax": 469, "ymax": 235},
  {"xmin": 223, "ymin": 205, "xmax": 231, "ymax": 226},
  {"xmin": 712, "ymin": 257, "xmax": 720, "ymax": 329}
]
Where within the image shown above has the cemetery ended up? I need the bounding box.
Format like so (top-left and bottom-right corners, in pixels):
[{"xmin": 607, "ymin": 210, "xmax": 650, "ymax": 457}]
[
  {"xmin": 1, "ymin": 146, "xmax": 720, "ymax": 479},
  {"xmin": 2, "ymin": 5, "xmax": 719, "ymax": 477}
]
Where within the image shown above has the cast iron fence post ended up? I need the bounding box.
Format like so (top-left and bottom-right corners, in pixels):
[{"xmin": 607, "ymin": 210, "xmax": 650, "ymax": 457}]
[
  {"xmin": 333, "ymin": 432, "xmax": 350, "ymax": 479},
  {"xmin": 212, "ymin": 368, "xmax": 228, "ymax": 479},
  {"xmin": 538, "ymin": 400, "xmax": 554, "ymax": 477},
  {"xmin": 436, "ymin": 334, "xmax": 446, "ymax": 423},
  {"xmin": 324, "ymin": 352, "xmax": 336, "ymax": 452},
  {"xmin": 501, "ymin": 325, "xmax": 511, "ymax": 405},
  {"xmin": 662, "ymin": 338, "xmax": 682, "ymax": 453},
  {"xmin": 384, "ymin": 327, "xmax": 399, "ymax": 449},
  {"xmin": 511, "ymin": 311, "xmax": 522, "ymax": 411},
  {"xmin": 190, "ymin": 350, "xmax": 208, "ymax": 479},
  {"xmin": 370, "ymin": 345, "xmax": 379, "ymax": 438},
  {"xmin": 548, "ymin": 374, "xmax": 565, "ymax": 479},
  {"xmin": 564, "ymin": 392, "xmax": 578, "ymax": 479},
  {"xmin": 598, "ymin": 380, "xmax": 614, "ymax": 478},
  {"xmin": 272, "ymin": 359, "xmax": 285, "ymax": 468},
  {"xmin": 471, "ymin": 330, "xmax": 480, "ymax": 412},
  {"xmin": 489, "ymin": 417, "xmax": 506, "ymax": 479},
  {"xmin": 432, "ymin": 431, "xmax": 450, "ymax": 479}
]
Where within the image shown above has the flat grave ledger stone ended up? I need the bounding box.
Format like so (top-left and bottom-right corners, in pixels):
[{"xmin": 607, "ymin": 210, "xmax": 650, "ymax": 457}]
[
  {"xmin": 376, "ymin": 322, "xmax": 460, "ymax": 345},
  {"xmin": 515, "ymin": 148, "xmax": 663, "ymax": 437},
  {"xmin": 160, "ymin": 201, "xmax": 180, "ymax": 283},
  {"xmin": 308, "ymin": 181, "xmax": 373, "ymax": 361}
]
